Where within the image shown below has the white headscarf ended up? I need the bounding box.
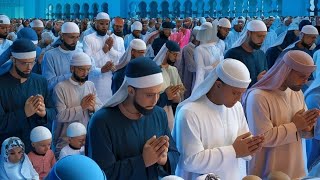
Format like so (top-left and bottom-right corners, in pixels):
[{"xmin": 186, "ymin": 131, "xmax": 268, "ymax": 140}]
[
  {"xmin": 232, "ymin": 20, "xmax": 267, "ymax": 48},
  {"xmin": 174, "ymin": 58, "xmax": 251, "ymax": 118},
  {"xmin": 116, "ymin": 39, "xmax": 146, "ymax": 70},
  {"xmin": 196, "ymin": 22, "xmax": 218, "ymax": 43},
  {"xmin": 0, "ymin": 137, "xmax": 39, "ymax": 180}
]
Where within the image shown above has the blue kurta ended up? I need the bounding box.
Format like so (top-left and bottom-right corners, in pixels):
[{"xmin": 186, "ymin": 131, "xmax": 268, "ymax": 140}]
[
  {"xmin": 111, "ymin": 66, "xmax": 126, "ymax": 95},
  {"xmin": 0, "ymin": 72, "xmax": 56, "ymax": 153},
  {"xmin": 86, "ymin": 105, "xmax": 179, "ymax": 180},
  {"xmin": 225, "ymin": 46, "xmax": 268, "ymax": 87}
]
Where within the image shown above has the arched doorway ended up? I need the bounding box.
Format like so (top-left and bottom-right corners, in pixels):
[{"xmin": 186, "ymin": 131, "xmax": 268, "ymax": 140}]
[
  {"xmin": 82, "ymin": 3, "xmax": 89, "ymax": 19},
  {"xmin": 56, "ymin": 4, "xmax": 62, "ymax": 19},
  {"xmin": 101, "ymin": 3, "xmax": 108, "ymax": 13},
  {"xmin": 161, "ymin": 0, "xmax": 170, "ymax": 18},
  {"xmin": 138, "ymin": 1, "xmax": 147, "ymax": 18},
  {"xmin": 149, "ymin": 1, "xmax": 158, "ymax": 18},
  {"xmin": 64, "ymin": 3, "xmax": 71, "ymax": 19},
  {"xmin": 73, "ymin": 3, "xmax": 80, "ymax": 19},
  {"xmin": 172, "ymin": 0, "xmax": 181, "ymax": 18},
  {"xmin": 92, "ymin": 3, "xmax": 99, "ymax": 18}
]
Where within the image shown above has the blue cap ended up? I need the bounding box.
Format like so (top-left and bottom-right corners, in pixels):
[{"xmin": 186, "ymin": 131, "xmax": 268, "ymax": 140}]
[
  {"xmin": 11, "ymin": 39, "xmax": 36, "ymax": 59},
  {"xmin": 47, "ymin": 155, "xmax": 106, "ymax": 180},
  {"xmin": 125, "ymin": 56, "xmax": 162, "ymax": 78},
  {"xmin": 17, "ymin": 27, "xmax": 38, "ymax": 44}
]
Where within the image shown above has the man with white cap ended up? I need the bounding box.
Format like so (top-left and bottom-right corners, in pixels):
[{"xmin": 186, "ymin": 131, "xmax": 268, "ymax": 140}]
[
  {"xmin": 284, "ymin": 25, "xmax": 318, "ymax": 57},
  {"xmin": 172, "ymin": 58, "xmax": 264, "ymax": 180},
  {"xmin": 30, "ymin": 19, "xmax": 44, "ymax": 41},
  {"xmin": 124, "ymin": 21, "xmax": 143, "ymax": 49},
  {"xmin": 52, "ymin": 52, "xmax": 102, "ymax": 158},
  {"xmin": 0, "ymin": 15, "xmax": 12, "ymax": 56},
  {"xmin": 86, "ymin": 57, "xmax": 179, "ymax": 179},
  {"xmin": 179, "ymin": 26, "xmax": 200, "ymax": 99},
  {"xmin": 83, "ymin": 12, "xmax": 125, "ymax": 104},
  {"xmin": 42, "ymin": 22, "xmax": 81, "ymax": 91},
  {"xmin": 0, "ymin": 39, "xmax": 55, "ymax": 153},
  {"xmin": 225, "ymin": 20, "xmax": 268, "ymax": 87},
  {"xmin": 215, "ymin": 18, "xmax": 231, "ymax": 54},
  {"xmin": 225, "ymin": 16, "xmax": 245, "ymax": 51},
  {"xmin": 244, "ymin": 50, "xmax": 320, "ymax": 178},
  {"xmin": 193, "ymin": 22, "xmax": 221, "ymax": 90},
  {"xmin": 111, "ymin": 38, "xmax": 146, "ymax": 94},
  {"xmin": 59, "ymin": 122, "xmax": 87, "ymax": 159}
]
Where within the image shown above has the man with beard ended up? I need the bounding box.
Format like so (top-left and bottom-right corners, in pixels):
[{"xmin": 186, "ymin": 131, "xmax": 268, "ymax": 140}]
[
  {"xmin": 0, "ymin": 39, "xmax": 55, "ymax": 153},
  {"xmin": 153, "ymin": 40, "xmax": 183, "ymax": 130},
  {"xmin": 30, "ymin": 19, "xmax": 44, "ymax": 41},
  {"xmin": 215, "ymin": 18, "xmax": 231, "ymax": 55},
  {"xmin": 83, "ymin": 12, "xmax": 125, "ymax": 104},
  {"xmin": 283, "ymin": 25, "xmax": 318, "ymax": 57},
  {"xmin": 225, "ymin": 20, "xmax": 268, "ymax": 87},
  {"xmin": 112, "ymin": 17, "xmax": 125, "ymax": 38},
  {"xmin": 86, "ymin": 57, "xmax": 179, "ymax": 179},
  {"xmin": 152, "ymin": 22, "xmax": 175, "ymax": 56},
  {"xmin": 225, "ymin": 16, "xmax": 245, "ymax": 51},
  {"xmin": 243, "ymin": 50, "xmax": 320, "ymax": 178},
  {"xmin": 52, "ymin": 52, "xmax": 102, "ymax": 158},
  {"xmin": 111, "ymin": 39, "xmax": 146, "ymax": 94},
  {"xmin": 42, "ymin": 22, "xmax": 81, "ymax": 91},
  {"xmin": 124, "ymin": 21, "xmax": 143, "ymax": 49},
  {"xmin": 0, "ymin": 15, "xmax": 12, "ymax": 56}
]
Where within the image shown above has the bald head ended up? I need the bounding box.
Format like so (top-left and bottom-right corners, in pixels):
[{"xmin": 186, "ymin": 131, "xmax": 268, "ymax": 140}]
[{"xmin": 113, "ymin": 17, "xmax": 124, "ymax": 36}]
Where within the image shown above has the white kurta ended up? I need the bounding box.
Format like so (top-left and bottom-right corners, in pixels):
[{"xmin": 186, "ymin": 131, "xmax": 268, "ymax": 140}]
[
  {"xmin": 260, "ymin": 30, "xmax": 277, "ymax": 53},
  {"xmin": 225, "ymin": 30, "xmax": 242, "ymax": 51},
  {"xmin": 52, "ymin": 78, "xmax": 103, "ymax": 157},
  {"xmin": 83, "ymin": 32, "xmax": 124, "ymax": 104},
  {"xmin": 59, "ymin": 145, "xmax": 85, "ymax": 160},
  {"xmin": 173, "ymin": 96, "xmax": 250, "ymax": 180},
  {"xmin": 215, "ymin": 39, "xmax": 226, "ymax": 58},
  {"xmin": 193, "ymin": 42, "xmax": 221, "ymax": 90}
]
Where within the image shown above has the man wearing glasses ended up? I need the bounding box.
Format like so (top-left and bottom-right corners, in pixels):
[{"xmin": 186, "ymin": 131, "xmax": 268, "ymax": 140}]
[
  {"xmin": 52, "ymin": 52, "xmax": 102, "ymax": 158},
  {"xmin": 0, "ymin": 39, "xmax": 56, "ymax": 153}
]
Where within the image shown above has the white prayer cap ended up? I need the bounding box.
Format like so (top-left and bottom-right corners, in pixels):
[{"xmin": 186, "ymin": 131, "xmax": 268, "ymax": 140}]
[
  {"xmin": 70, "ymin": 52, "xmax": 92, "ymax": 66},
  {"xmin": 30, "ymin": 19, "xmax": 44, "ymax": 28},
  {"xmin": 217, "ymin": 58, "xmax": 251, "ymax": 88},
  {"xmin": 267, "ymin": 171, "xmax": 290, "ymax": 180},
  {"xmin": 130, "ymin": 39, "xmax": 146, "ymax": 50},
  {"xmin": 301, "ymin": 25, "xmax": 318, "ymax": 35},
  {"xmin": 161, "ymin": 175, "xmax": 184, "ymax": 180},
  {"xmin": 96, "ymin": 12, "xmax": 110, "ymax": 20},
  {"xmin": 67, "ymin": 122, "xmax": 87, "ymax": 137},
  {"xmin": 30, "ymin": 126, "xmax": 52, "ymax": 143},
  {"xmin": 242, "ymin": 175, "xmax": 262, "ymax": 180},
  {"xmin": 61, "ymin": 22, "xmax": 80, "ymax": 34},
  {"xmin": 247, "ymin": 20, "xmax": 267, "ymax": 32},
  {"xmin": 131, "ymin": 21, "xmax": 142, "ymax": 32},
  {"xmin": 0, "ymin": 15, "xmax": 10, "ymax": 25},
  {"xmin": 192, "ymin": 26, "xmax": 201, "ymax": 37},
  {"xmin": 218, "ymin": 18, "xmax": 231, "ymax": 28}
]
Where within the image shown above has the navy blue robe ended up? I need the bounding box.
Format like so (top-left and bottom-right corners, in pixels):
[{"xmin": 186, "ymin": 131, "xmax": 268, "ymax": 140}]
[
  {"xmin": 0, "ymin": 72, "xmax": 56, "ymax": 153},
  {"xmin": 86, "ymin": 105, "xmax": 179, "ymax": 180}
]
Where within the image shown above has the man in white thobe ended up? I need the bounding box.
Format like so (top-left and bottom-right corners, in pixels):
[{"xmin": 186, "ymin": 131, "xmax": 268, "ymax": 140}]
[
  {"xmin": 173, "ymin": 58, "xmax": 264, "ymax": 180},
  {"xmin": 0, "ymin": 15, "xmax": 12, "ymax": 56},
  {"xmin": 83, "ymin": 12, "xmax": 125, "ymax": 103}
]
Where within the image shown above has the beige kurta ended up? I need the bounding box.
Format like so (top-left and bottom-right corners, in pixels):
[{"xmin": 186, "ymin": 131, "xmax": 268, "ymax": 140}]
[
  {"xmin": 161, "ymin": 65, "xmax": 183, "ymax": 130},
  {"xmin": 245, "ymin": 88, "xmax": 312, "ymax": 179}
]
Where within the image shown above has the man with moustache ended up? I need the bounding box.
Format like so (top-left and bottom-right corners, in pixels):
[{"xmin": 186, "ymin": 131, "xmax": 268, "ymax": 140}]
[
  {"xmin": 112, "ymin": 17, "xmax": 125, "ymax": 38},
  {"xmin": 124, "ymin": 21, "xmax": 143, "ymax": 49},
  {"xmin": 42, "ymin": 22, "xmax": 82, "ymax": 91},
  {"xmin": 83, "ymin": 12, "xmax": 125, "ymax": 103},
  {"xmin": 215, "ymin": 18, "xmax": 231, "ymax": 55},
  {"xmin": 52, "ymin": 52, "xmax": 102, "ymax": 158},
  {"xmin": 0, "ymin": 15, "xmax": 12, "ymax": 56},
  {"xmin": 0, "ymin": 39, "xmax": 55, "ymax": 153},
  {"xmin": 225, "ymin": 20, "xmax": 268, "ymax": 87}
]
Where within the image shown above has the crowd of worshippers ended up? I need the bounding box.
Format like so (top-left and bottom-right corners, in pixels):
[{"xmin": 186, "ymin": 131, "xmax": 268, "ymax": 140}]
[{"xmin": 2, "ymin": 11, "xmax": 320, "ymax": 180}]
